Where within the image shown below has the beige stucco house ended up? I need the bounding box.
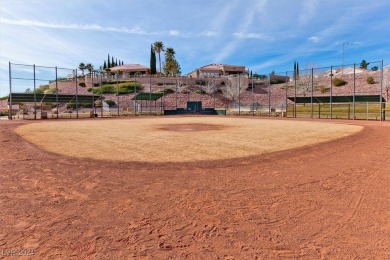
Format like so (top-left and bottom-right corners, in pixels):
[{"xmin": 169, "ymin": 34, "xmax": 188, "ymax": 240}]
[
  {"xmin": 109, "ymin": 64, "xmax": 150, "ymax": 77},
  {"xmin": 187, "ymin": 64, "xmax": 247, "ymax": 78}
]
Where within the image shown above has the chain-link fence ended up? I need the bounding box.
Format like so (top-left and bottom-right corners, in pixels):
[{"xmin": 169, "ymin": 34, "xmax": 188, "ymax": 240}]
[{"xmin": 5, "ymin": 61, "xmax": 388, "ymax": 121}]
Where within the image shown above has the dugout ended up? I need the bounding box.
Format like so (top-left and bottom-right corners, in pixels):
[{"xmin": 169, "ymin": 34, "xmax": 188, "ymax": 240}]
[
  {"xmin": 287, "ymin": 95, "xmax": 387, "ymax": 120},
  {"xmin": 7, "ymin": 93, "xmax": 100, "ymax": 119}
]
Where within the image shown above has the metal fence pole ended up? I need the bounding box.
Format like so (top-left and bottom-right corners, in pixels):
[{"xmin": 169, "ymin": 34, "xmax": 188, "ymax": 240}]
[
  {"xmin": 353, "ymin": 63, "xmax": 356, "ymax": 120},
  {"xmin": 116, "ymin": 74, "xmax": 119, "ymax": 116},
  {"xmin": 55, "ymin": 67, "xmax": 59, "ymax": 119},
  {"xmin": 268, "ymin": 74, "xmax": 271, "ymax": 117},
  {"xmin": 252, "ymin": 72, "xmax": 254, "ymax": 116},
  {"xmin": 380, "ymin": 60, "xmax": 384, "ymax": 121},
  {"xmin": 33, "ymin": 64, "xmax": 37, "ymax": 120},
  {"xmin": 8, "ymin": 62, "xmax": 12, "ymax": 120},
  {"xmin": 75, "ymin": 70, "xmax": 79, "ymax": 118},
  {"xmin": 311, "ymin": 68, "xmax": 314, "ymax": 119},
  {"xmin": 149, "ymin": 74, "xmax": 152, "ymax": 114},
  {"xmin": 213, "ymin": 78, "xmax": 216, "ymax": 109},
  {"xmin": 294, "ymin": 71, "xmax": 297, "ymax": 118},
  {"xmin": 134, "ymin": 74, "xmax": 137, "ymax": 116},
  {"xmin": 175, "ymin": 79, "xmax": 178, "ymax": 109},
  {"xmin": 100, "ymin": 73, "xmax": 103, "ymax": 118},
  {"xmin": 91, "ymin": 71, "xmax": 95, "ymax": 116},
  {"xmin": 238, "ymin": 72, "xmax": 241, "ymax": 116},
  {"xmin": 285, "ymin": 71, "xmax": 288, "ymax": 118},
  {"xmin": 330, "ymin": 66, "xmax": 333, "ymax": 119}
]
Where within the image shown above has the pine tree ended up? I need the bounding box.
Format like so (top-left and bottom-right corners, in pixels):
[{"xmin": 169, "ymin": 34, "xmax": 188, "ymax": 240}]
[
  {"xmin": 360, "ymin": 60, "xmax": 370, "ymax": 69},
  {"xmin": 293, "ymin": 61, "xmax": 297, "ymax": 80},
  {"xmin": 103, "ymin": 61, "xmax": 107, "ymax": 70},
  {"xmin": 112, "ymin": 57, "xmax": 115, "ymax": 67},
  {"xmin": 115, "ymin": 58, "xmax": 118, "ymax": 66},
  {"xmin": 150, "ymin": 44, "xmax": 157, "ymax": 75},
  {"xmin": 107, "ymin": 54, "xmax": 111, "ymax": 68},
  {"xmin": 122, "ymin": 61, "xmax": 124, "ymax": 65}
]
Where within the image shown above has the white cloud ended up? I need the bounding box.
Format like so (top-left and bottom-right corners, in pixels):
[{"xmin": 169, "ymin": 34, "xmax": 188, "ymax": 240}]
[
  {"xmin": 308, "ymin": 36, "xmax": 320, "ymax": 43},
  {"xmin": 168, "ymin": 30, "xmax": 181, "ymax": 36},
  {"xmin": 0, "ymin": 17, "xmax": 150, "ymax": 35},
  {"xmin": 233, "ymin": 32, "xmax": 272, "ymax": 40}
]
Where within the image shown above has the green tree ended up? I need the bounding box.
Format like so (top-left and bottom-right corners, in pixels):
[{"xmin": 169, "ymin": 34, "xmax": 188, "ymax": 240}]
[
  {"xmin": 112, "ymin": 56, "xmax": 115, "ymax": 67},
  {"xmin": 107, "ymin": 54, "xmax": 111, "ymax": 68},
  {"xmin": 150, "ymin": 44, "xmax": 157, "ymax": 75},
  {"xmin": 153, "ymin": 41, "xmax": 165, "ymax": 74},
  {"xmin": 103, "ymin": 61, "xmax": 107, "ymax": 69},
  {"xmin": 163, "ymin": 47, "xmax": 180, "ymax": 76},
  {"xmin": 86, "ymin": 63, "xmax": 93, "ymax": 77},
  {"xmin": 78, "ymin": 62, "xmax": 86, "ymax": 76},
  {"xmin": 360, "ymin": 60, "xmax": 370, "ymax": 69},
  {"xmin": 371, "ymin": 66, "xmax": 378, "ymax": 71}
]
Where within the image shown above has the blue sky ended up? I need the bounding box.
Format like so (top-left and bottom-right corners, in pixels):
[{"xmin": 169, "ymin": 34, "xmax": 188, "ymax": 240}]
[{"xmin": 1, "ymin": 0, "xmax": 389, "ymax": 96}]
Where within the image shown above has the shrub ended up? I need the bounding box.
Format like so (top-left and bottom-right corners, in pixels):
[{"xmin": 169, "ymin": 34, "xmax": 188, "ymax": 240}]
[
  {"xmin": 366, "ymin": 77, "xmax": 375, "ymax": 84},
  {"xmin": 196, "ymin": 80, "xmax": 206, "ymax": 86},
  {"xmin": 270, "ymin": 79, "xmax": 285, "ymax": 84},
  {"xmin": 214, "ymin": 89, "xmax": 223, "ymax": 94},
  {"xmin": 79, "ymin": 82, "xmax": 86, "ymax": 87},
  {"xmin": 332, "ymin": 78, "xmax": 347, "ymax": 86},
  {"xmin": 159, "ymin": 88, "xmax": 175, "ymax": 94},
  {"xmin": 195, "ymin": 89, "xmax": 207, "ymax": 94},
  {"xmin": 66, "ymin": 102, "xmax": 93, "ymax": 109},
  {"xmin": 0, "ymin": 96, "xmax": 8, "ymax": 100},
  {"xmin": 316, "ymin": 85, "xmax": 330, "ymax": 93},
  {"xmin": 87, "ymin": 87, "xmax": 93, "ymax": 92}
]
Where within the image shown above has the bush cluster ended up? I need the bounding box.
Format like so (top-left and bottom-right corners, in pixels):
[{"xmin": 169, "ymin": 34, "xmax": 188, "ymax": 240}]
[
  {"xmin": 88, "ymin": 81, "xmax": 142, "ymax": 95},
  {"xmin": 332, "ymin": 78, "xmax": 347, "ymax": 86},
  {"xmin": 366, "ymin": 77, "xmax": 375, "ymax": 84}
]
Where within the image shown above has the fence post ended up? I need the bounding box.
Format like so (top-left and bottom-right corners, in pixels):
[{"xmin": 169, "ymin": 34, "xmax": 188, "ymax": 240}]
[
  {"xmin": 330, "ymin": 66, "xmax": 333, "ymax": 119},
  {"xmin": 55, "ymin": 67, "xmax": 59, "ymax": 119},
  {"xmin": 311, "ymin": 68, "xmax": 314, "ymax": 119},
  {"xmin": 380, "ymin": 60, "xmax": 384, "ymax": 121},
  {"xmin": 353, "ymin": 64, "xmax": 356, "ymax": 120},
  {"xmin": 294, "ymin": 71, "xmax": 297, "ymax": 118},
  {"xmin": 75, "ymin": 69, "xmax": 79, "ymax": 118},
  {"xmin": 8, "ymin": 62, "xmax": 12, "ymax": 120},
  {"xmin": 268, "ymin": 73, "xmax": 271, "ymax": 117},
  {"xmin": 100, "ymin": 73, "xmax": 103, "ymax": 118},
  {"xmin": 285, "ymin": 71, "xmax": 288, "ymax": 118},
  {"xmin": 33, "ymin": 64, "xmax": 37, "ymax": 120}
]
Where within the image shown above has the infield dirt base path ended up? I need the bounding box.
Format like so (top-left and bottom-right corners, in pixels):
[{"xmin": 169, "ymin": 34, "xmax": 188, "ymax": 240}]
[{"xmin": 0, "ymin": 117, "xmax": 389, "ymax": 259}]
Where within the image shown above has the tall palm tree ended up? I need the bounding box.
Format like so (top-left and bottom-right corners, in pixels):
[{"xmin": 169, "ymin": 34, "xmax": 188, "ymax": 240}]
[
  {"xmin": 78, "ymin": 62, "xmax": 86, "ymax": 76},
  {"xmin": 165, "ymin": 47, "xmax": 175, "ymax": 60},
  {"xmin": 153, "ymin": 41, "xmax": 164, "ymax": 74},
  {"xmin": 86, "ymin": 63, "xmax": 93, "ymax": 77},
  {"xmin": 164, "ymin": 47, "xmax": 179, "ymax": 76}
]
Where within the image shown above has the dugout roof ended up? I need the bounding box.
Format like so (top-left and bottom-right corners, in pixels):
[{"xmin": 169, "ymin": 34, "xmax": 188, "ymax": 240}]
[
  {"xmin": 132, "ymin": 92, "xmax": 163, "ymax": 101},
  {"xmin": 288, "ymin": 95, "xmax": 386, "ymax": 103},
  {"xmin": 8, "ymin": 93, "xmax": 100, "ymax": 103}
]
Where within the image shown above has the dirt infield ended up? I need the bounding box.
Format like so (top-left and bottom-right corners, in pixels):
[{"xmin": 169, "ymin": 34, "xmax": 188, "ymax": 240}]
[
  {"xmin": 14, "ymin": 117, "xmax": 362, "ymax": 162},
  {"xmin": 0, "ymin": 117, "xmax": 389, "ymax": 259}
]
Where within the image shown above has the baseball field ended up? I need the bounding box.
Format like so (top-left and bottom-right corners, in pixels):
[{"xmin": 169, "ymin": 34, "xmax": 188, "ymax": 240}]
[{"xmin": 0, "ymin": 116, "xmax": 389, "ymax": 259}]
